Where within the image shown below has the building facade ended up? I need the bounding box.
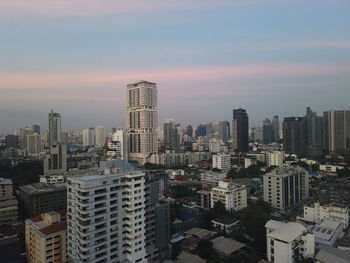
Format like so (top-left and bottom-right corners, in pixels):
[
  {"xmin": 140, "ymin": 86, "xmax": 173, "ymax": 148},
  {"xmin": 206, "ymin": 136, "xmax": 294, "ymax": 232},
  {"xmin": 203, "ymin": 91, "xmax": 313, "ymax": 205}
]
[
  {"xmin": 211, "ymin": 180, "xmax": 247, "ymax": 212},
  {"xmin": 323, "ymin": 110, "xmax": 350, "ymax": 154},
  {"xmin": 127, "ymin": 80, "xmax": 158, "ymax": 164},
  {"xmin": 283, "ymin": 117, "xmax": 306, "ymax": 154},
  {"xmin": 232, "ymin": 108, "xmax": 249, "ymax": 152},
  {"xmin": 263, "ymin": 167, "xmax": 309, "ymax": 210},
  {"xmin": 0, "ymin": 178, "xmax": 18, "ymax": 226},
  {"xmin": 67, "ymin": 160, "xmax": 147, "ymax": 263},
  {"xmin": 266, "ymin": 151, "xmax": 285, "ymax": 167},
  {"xmin": 212, "ymin": 154, "xmax": 231, "ymax": 172},
  {"xmin": 25, "ymin": 211, "xmax": 68, "ymax": 263}
]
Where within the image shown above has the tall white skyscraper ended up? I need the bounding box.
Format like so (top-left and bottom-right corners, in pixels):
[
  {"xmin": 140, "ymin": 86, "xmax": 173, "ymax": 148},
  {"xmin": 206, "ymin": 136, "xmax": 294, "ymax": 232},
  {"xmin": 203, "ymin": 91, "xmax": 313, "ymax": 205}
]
[
  {"xmin": 126, "ymin": 80, "xmax": 158, "ymax": 164},
  {"xmin": 95, "ymin": 126, "xmax": 105, "ymax": 147},
  {"xmin": 83, "ymin": 128, "xmax": 95, "ymax": 146},
  {"xmin": 67, "ymin": 160, "xmax": 147, "ymax": 263},
  {"xmin": 48, "ymin": 110, "xmax": 61, "ymax": 145}
]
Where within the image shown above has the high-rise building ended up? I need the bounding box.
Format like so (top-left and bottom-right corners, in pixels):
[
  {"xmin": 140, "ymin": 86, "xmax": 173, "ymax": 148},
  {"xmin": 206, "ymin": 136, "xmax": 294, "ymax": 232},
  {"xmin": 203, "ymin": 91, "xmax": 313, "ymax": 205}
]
[
  {"xmin": 27, "ymin": 133, "xmax": 42, "ymax": 155},
  {"xmin": 163, "ymin": 119, "xmax": 180, "ymax": 153},
  {"xmin": 127, "ymin": 80, "xmax": 158, "ymax": 164},
  {"xmin": 214, "ymin": 121, "xmax": 230, "ymax": 142},
  {"xmin": 5, "ymin": 134, "xmax": 19, "ymax": 149},
  {"xmin": 232, "ymin": 108, "xmax": 249, "ymax": 152},
  {"xmin": 32, "ymin": 124, "xmax": 41, "ymax": 135},
  {"xmin": 186, "ymin": 125, "xmax": 193, "ymax": 137},
  {"xmin": 283, "ymin": 117, "xmax": 306, "ymax": 154},
  {"xmin": 83, "ymin": 127, "xmax": 95, "ymax": 146},
  {"xmin": 263, "ymin": 167, "xmax": 309, "ymax": 210},
  {"xmin": 48, "ymin": 110, "xmax": 61, "ymax": 145},
  {"xmin": 211, "ymin": 180, "xmax": 247, "ymax": 212},
  {"xmin": 195, "ymin": 124, "xmax": 207, "ymax": 137},
  {"xmin": 263, "ymin": 118, "xmax": 273, "ymax": 145},
  {"xmin": 20, "ymin": 127, "xmax": 34, "ymax": 150},
  {"xmin": 272, "ymin": 116, "xmax": 280, "ymax": 142},
  {"xmin": 67, "ymin": 160, "xmax": 147, "ymax": 263},
  {"xmin": 45, "ymin": 110, "xmax": 67, "ymax": 178},
  {"xmin": 323, "ymin": 110, "xmax": 350, "ymax": 154},
  {"xmin": 305, "ymin": 107, "xmax": 323, "ymax": 155},
  {"xmin": 44, "ymin": 143, "xmax": 67, "ymax": 176},
  {"xmin": 95, "ymin": 126, "xmax": 105, "ymax": 147},
  {"xmin": 25, "ymin": 211, "xmax": 68, "ymax": 263}
]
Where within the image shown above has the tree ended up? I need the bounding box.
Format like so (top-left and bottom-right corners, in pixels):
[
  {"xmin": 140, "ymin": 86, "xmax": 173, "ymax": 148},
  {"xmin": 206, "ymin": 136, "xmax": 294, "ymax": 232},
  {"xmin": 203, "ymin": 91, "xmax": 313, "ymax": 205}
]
[
  {"xmin": 197, "ymin": 239, "xmax": 213, "ymax": 259},
  {"xmin": 291, "ymin": 161, "xmax": 309, "ymax": 170},
  {"xmin": 337, "ymin": 168, "xmax": 350, "ymax": 177}
]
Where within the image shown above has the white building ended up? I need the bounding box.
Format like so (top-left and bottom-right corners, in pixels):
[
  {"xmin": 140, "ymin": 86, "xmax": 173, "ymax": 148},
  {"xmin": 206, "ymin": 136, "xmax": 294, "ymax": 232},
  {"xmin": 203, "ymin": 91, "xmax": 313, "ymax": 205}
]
[
  {"xmin": 43, "ymin": 144, "xmax": 67, "ymax": 176},
  {"xmin": 127, "ymin": 80, "xmax": 158, "ymax": 165},
  {"xmin": 106, "ymin": 128, "xmax": 127, "ymax": 160},
  {"xmin": 263, "ymin": 167, "xmax": 309, "ymax": 210},
  {"xmin": 300, "ymin": 202, "xmax": 349, "ymax": 230},
  {"xmin": 212, "ymin": 154, "xmax": 231, "ymax": 172},
  {"xmin": 265, "ymin": 220, "xmax": 315, "ymax": 263},
  {"xmin": 211, "ymin": 180, "xmax": 247, "ymax": 212},
  {"xmin": 83, "ymin": 128, "xmax": 95, "ymax": 146},
  {"xmin": 319, "ymin": 164, "xmax": 344, "ymax": 173},
  {"xmin": 67, "ymin": 160, "xmax": 147, "ymax": 263},
  {"xmin": 95, "ymin": 126, "xmax": 105, "ymax": 147},
  {"xmin": 266, "ymin": 151, "xmax": 285, "ymax": 167},
  {"xmin": 40, "ymin": 174, "xmax": 65, "ymax": 184}
]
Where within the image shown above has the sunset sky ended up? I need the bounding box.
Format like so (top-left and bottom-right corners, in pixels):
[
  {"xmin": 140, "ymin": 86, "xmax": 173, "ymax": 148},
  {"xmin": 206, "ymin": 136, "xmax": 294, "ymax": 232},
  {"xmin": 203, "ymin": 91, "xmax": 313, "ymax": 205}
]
[{"xmin": 0, "ymin": 0, "xmax": 349, "ymax": 133}]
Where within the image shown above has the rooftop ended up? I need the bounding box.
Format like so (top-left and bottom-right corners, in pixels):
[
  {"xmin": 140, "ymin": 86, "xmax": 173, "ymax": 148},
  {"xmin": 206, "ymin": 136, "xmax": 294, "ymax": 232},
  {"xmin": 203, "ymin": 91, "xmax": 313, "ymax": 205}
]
[
  {"xmin": 212, "ymin": 217, "xmax": 239, "ymax": 226},
  {"xmin": 315, "ymin": 245, "xmax": 350, "ymax": 263},
  {"xmin": 184, "ymin": 228, "xmax": 215, "ymax": 240},
  {"xmin": 211, "ymin": 236, "xmax": 245, "ymax": 255},
  {"xmin": 266, "ymin": 220, "xmax": 308, "ymax": 243},
  {"xmin": 0, "ymin": 178, "xmax": 12, "ymax": 185},
  {"xmin": 20, "ymin": 183, "xmax": 66, "ymax": 195}
]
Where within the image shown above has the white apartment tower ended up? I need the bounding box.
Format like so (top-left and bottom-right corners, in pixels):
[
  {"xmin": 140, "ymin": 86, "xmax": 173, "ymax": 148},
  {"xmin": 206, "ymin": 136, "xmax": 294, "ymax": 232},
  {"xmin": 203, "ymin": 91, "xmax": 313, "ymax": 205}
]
[
  {"xmin": 67, "ymin": 160, "xmax": 147, "ymax": 263},
  {"xmin": 95, "ymin": 126, "xmax": 105, "ymax": 147},
  {"xmin": 211, "ymin": 180, "xmax": 247, "ymax": 212},
  {"xmin": 212, "ymin": 154, "xmax": 231, "ymax": 172},
  {"xmin": 263, "ymin": 167, "xmax": 309, "ymax": 210},
  {"xmin": 127, "ymin": 80, "xmax": 158, "ymax": 165}
]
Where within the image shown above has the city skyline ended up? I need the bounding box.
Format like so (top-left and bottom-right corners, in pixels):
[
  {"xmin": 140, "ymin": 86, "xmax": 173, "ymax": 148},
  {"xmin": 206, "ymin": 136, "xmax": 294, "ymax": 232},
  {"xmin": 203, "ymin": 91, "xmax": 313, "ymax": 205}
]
[{"xmin": 1, "ymin": 0, "xmax": 350, "ymax": 132}]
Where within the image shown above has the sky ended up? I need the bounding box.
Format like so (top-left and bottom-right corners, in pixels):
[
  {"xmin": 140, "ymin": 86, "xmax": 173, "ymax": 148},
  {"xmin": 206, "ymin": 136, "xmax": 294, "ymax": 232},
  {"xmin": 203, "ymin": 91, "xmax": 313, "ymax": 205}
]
[{"xmin": 0, "ymin": 0, "xmax": 349, "ymax": 134}]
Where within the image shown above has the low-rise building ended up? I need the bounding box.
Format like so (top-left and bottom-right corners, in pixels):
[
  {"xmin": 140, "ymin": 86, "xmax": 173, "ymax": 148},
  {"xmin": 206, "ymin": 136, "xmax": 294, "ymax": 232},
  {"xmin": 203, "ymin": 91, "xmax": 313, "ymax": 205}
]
[
  {"xmin": 244, "ymin": 157, "xmax": 257, "ymax": 168},
  {"xmin": 212, "ymin": 153, "xmax": 231, "ymax": 172},
  {"xmin": 300, "ymin": 202, "xmax": 349, "ymax": 229},
  {"xmin": 265, "ymin": 220, "xmax": 315, "ymax": 263},
  {"xmin": 211, "ymin": 179, "xmax": 247, "ymax": 212},
  {"xmin": 211, "ymin": 236, "xmax": 245, "ymax": 257},
  {"xmin": 25, "ymin": 211, "xmax": 67, "ymax": 263},
  {"xmin": 308, "ymin": 219, "xmax": 344, "ymax": 246},
  {"xmin": 319, "ymin": 164, "xmax": 344, "ymax": 173},
  {"xmin": 19, "ymin": 183, "xmax": 67, "ymax": 217},
  {"xmin": 265, "ymin": 151, "xmax": 285, "ymax": 167},
  {"xmin": 211, "ymin": 218, "xmax": 239, "ymax": 234}
]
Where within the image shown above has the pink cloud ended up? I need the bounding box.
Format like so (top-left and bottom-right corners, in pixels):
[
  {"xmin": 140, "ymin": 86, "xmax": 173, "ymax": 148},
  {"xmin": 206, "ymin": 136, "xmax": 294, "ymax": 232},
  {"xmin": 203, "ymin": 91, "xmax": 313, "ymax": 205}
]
[
  {"xmin": 0, "ymin": 0, "xmax": 262, "ymax": 17},
  {"xmin": 0, "ymin": 63, "xmax": 348, "ymax": 90}
]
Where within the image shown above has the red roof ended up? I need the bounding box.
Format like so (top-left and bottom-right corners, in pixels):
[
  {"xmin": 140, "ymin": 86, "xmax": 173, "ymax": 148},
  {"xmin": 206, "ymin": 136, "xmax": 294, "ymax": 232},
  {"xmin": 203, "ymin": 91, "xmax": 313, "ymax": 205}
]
[{"xmin": 39, "ymin": 222, "xmax": 67, "ymax": 235}]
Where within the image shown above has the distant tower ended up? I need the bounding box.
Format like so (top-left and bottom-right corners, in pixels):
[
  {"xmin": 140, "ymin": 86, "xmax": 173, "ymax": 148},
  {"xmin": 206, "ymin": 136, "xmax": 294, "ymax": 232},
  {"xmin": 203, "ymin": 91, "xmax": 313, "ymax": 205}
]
[
  {"xmin": 163, "ymin": 119, "xmax": 180, "ymax": 153},
  {"xmin": 323, "ymin": 110, "xmax": 350, "ymax": 154},
  {"xmin": 232, "ymin": 108, "xmax": 249, "ymax": 152},
  {"xmin": 272, "ymin": 116, "xmax": 280, "ymax": 142},
  {"xmin": 283, "ymin": 117, "xmax": 306, "ymax": 154},
  {"xmin": 95, "ymin": 126, "xmax": 105, "ymax": 147},
  {"xmin": 126, "ymin": 80, "xmax": 158, "ymax": 164},
  {"xmin": 32, "ymin": 125, "xmax": 41, "ymax": 135},
  {"xmin": 83, "ymin": 128, "xmax": 95, "ymax": 146},
  {"xmin": 48, "ymin": 110, "xmax": 61, "ymax": 145},
  {"xmin": 263, "ymin": 118, "xmax": 273, "ymax": 145}
]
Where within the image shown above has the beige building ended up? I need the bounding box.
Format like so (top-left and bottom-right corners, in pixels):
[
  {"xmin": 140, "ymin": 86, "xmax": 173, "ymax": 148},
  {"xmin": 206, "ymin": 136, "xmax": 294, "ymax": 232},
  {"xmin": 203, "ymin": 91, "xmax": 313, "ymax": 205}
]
[
  {"xmin": 211, "ymin": 179, "xmax": 247, "ymax": 212},
  {"xmin": 0, "ymin": 178, "xmax": 18, "ymax": 226},
  {"xmin": 25, "ymin": 211, "xmax": 67, "ymax": 263},
  {"xmin": 127, "ymin": 80, "xmax": 158, "ymax": 165}
]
